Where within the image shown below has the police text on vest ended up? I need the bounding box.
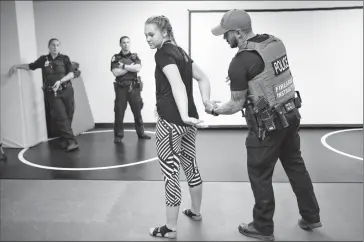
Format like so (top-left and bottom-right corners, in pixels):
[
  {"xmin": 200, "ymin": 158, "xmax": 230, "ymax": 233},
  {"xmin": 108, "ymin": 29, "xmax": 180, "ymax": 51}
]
[{"xmin": 272, "ymin": 55, "xmax": 289, "ymax": 76}]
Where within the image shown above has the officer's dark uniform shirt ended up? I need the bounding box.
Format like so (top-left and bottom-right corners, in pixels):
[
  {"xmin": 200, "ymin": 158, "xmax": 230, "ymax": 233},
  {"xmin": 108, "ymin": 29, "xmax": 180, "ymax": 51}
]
[
  {"xmin": 228, "ymin": 34, "xmax": 269, "ymax": 91},
  {"xmin": 110, "ymin": 51, "xmax": 141, "ymax": 81},
  {"xmin": 154, "ymin": 42, "xmax": 198, "ymax": 126},
  {"xmin": 29, "ymin": 54, "xmax": 74, "ymax": 86}
]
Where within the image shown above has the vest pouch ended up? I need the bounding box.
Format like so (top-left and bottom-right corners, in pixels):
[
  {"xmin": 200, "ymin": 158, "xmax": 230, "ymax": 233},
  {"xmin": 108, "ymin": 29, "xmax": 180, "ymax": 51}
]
[
  {"xmin": 294, "ymin": 91, "xmax": 302, "ymax": 108},
  {"xmin": 294, "ymin": 96, "xmax": 301, "ymax": 109}
]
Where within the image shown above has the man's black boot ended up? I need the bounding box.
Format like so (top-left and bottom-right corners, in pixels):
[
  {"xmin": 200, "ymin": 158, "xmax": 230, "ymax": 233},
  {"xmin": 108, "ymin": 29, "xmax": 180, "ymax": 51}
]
[
  {"xmin": 238, "ymin": 222, "xmax": 275, "ymax": 241},
  {"xmin": 298, "ymin": 218, "xmax": 322, "ymax": 230},
  {"xmin": 138, "ymin": 134, "xmax": 151, "ymax": 139}
]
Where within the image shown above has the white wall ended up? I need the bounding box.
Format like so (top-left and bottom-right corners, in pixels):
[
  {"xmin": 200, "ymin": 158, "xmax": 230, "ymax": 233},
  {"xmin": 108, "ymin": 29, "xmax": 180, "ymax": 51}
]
[{"xmin": 32, "ymin": 1, "xmax": 363, "ymax": 124}]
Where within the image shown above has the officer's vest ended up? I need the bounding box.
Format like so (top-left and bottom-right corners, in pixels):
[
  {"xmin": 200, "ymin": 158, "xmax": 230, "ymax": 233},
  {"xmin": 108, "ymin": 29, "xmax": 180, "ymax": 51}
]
[{"xmin": 238, "ymin": 35, "xmax": 295, "ymax": 109}]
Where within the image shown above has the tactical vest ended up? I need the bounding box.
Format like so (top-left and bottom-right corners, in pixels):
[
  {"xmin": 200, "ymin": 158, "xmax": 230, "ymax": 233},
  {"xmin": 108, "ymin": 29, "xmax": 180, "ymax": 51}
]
[{"xmin": 237, "ymin": 35, "xmax": 295, "ymax": 109}]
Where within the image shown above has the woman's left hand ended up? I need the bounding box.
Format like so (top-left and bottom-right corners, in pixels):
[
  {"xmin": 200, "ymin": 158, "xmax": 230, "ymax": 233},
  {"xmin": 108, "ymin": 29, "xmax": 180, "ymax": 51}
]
[{"xmin": 182, "ymin": 117, "xmax": 208, "ymax": 128}]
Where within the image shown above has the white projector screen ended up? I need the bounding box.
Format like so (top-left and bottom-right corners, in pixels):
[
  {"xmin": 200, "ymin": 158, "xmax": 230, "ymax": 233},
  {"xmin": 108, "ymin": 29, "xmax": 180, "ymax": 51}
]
[{"xmin": 190, "ymin": 8, "xmax": 363, "ymax": 126}]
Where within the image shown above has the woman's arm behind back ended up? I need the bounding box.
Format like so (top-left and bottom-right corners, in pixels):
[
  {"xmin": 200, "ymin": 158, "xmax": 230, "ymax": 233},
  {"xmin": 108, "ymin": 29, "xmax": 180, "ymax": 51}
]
[
  {"xmin": 192, "ymin": 62, "xmax": 211, "ymax": 106},
  {"xmin": 162, "ymin": 64, "xmax": 189, "ymax": 120}
]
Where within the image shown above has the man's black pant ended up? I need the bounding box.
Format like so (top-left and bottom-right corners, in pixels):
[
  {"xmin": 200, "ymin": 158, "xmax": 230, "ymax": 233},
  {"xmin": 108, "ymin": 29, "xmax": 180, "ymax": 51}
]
[
  {"xmin": 44, "ymin": 84, "xmax": 76, "ymax": 143},
  {"xmin": 245, "ymin": 115, "xmax": 320, "ymax": 235},
  {"xmin": 114, "ymin": 83, "xmax": 145, "ymax": 138}
]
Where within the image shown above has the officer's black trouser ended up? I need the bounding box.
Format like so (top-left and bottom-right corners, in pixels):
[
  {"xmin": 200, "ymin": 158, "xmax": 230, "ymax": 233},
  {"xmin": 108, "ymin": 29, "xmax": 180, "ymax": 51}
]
[
  {"xmin": 245, "ymin": 115, "xmax": 320, "ymax": 235},
  {"xmin": 114, "ymin": 83, "xmax": 145, "ymax": 138},
  {"xmin": 44, "ymin": 84, "xmax": 76, "ymax": 143}
]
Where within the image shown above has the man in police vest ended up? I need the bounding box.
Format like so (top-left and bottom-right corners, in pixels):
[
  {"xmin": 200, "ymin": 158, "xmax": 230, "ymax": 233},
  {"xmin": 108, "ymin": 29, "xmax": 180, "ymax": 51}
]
[
  {"xmin": 111, "ymin": 36, "xmax": 151, "ymax": 142},
  {"xmin": 207, "ymin": 9, "xmax": 321, "ymax": 241}
]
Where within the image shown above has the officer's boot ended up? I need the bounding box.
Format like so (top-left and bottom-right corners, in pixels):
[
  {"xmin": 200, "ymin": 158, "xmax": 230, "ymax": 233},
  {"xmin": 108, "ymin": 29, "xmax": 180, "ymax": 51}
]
[
  {"xmin": 66, "ymin": 139, "xmax": 79, "ymax": 152},
  {"xmin": 138, "ymin": 134, "xmax": 151, "ymax": 139},
  {"xmin": 59, "ymin": 138, "xmax": 68, "ymax": 149},
  {"xmin": 238, "ymin": 222, "xmax": 275, "ymax": 241},
  {"xmin": 298, "ymin": 218, "xmax": 322, "ymax": 230},
  {"xmin": 114, "ymin": 137, "xmax": 123, "ymax": 143},
  {"xmin": 136, "ymin": 124, "xmax": 151, "ymax": 139}
]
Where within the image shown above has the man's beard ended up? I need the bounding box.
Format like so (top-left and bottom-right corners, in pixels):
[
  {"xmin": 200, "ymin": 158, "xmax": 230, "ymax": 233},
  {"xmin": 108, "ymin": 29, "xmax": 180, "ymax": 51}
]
[{"xmin": 230, "ymin": 37, "xmax": 239, "ymax": 48}]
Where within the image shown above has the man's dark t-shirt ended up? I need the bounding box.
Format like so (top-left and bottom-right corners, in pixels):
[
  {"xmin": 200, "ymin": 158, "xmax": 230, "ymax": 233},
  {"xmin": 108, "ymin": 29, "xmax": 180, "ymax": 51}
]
[
  {"xmin": 154, "ymin": 41, "xmax": 198, "ymax": 126},
  {"xmin": 228, "ymin": 34, "xmax": 269, "ymax": 91}
]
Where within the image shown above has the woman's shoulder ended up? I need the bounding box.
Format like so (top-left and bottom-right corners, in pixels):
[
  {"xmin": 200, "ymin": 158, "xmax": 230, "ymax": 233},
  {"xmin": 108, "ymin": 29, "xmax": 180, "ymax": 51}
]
[
  {"xmin": 158, "ymin": 43, "xmax": 176, "ymax": 53},
  {"xmin": 155, "ymin": 44, "xmax": 175, "ymax": 59}
]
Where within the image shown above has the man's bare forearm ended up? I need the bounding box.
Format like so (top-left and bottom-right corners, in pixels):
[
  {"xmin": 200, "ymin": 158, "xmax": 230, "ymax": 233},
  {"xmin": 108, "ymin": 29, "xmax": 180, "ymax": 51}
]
[
  {"xmin": 215, "ymin": 99, "xmax": 245, "ymax": 115},
  {"xmin": 112, "ymin": 68, "xmax": 128, "ymax": 77},
  {"xmin": 124, "ymin": 64, "xmax": 141, "ymax": 72}
]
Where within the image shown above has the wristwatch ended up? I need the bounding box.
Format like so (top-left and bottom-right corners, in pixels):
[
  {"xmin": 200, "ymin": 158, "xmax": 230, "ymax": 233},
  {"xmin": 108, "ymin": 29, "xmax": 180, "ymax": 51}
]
[{"xmin": 211, "ymin": 108, "xmax": 219, "ymax": 116}]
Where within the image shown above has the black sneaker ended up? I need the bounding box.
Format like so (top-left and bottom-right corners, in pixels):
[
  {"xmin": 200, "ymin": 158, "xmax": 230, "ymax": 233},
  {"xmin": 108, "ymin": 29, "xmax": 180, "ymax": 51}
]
[
  {"xmin": 182, "ymin": 209, "xmax": 202, "ymax": 221},
  {"xmin": 298, "ymin": 218, "xmax": 322, "ymax": 230},
  {"xmin": 238, "ymin": 222, "xmax": 275, "ymax": 241},
  {"xmin": 149, "ymin": 225, "xmax": 177, "ymax": 239}
]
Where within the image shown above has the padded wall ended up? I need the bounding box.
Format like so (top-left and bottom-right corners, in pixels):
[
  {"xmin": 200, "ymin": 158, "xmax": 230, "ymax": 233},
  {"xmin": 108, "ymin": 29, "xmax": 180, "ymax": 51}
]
[
  {"xmin": 0, "ymin": 1, "xmax": 94, "ymax": 148},
  {"xmin": 0, "ymin": 1, "xmax": 48, "ymax": 148}
]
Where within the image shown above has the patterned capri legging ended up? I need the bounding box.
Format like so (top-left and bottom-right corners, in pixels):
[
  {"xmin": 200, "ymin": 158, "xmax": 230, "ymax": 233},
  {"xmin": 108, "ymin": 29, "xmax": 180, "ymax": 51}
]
[{"xmin": 156, "ymin": 117, "xmax": 203, "ymax": 207}]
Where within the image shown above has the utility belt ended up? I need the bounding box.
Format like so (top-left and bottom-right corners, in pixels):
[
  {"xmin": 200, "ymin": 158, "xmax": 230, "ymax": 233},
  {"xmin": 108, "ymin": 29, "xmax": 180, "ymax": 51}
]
[
  {"xmin": 245, "ymin": 91, "xmax": 302, "ymax": 140},
  {"xmin": 114, "ymin": 77, "xmax": 142, "ymax": 92},
  {"xmin": 42, "ymin": 81, "xmax": 72, "ymax": 95}
]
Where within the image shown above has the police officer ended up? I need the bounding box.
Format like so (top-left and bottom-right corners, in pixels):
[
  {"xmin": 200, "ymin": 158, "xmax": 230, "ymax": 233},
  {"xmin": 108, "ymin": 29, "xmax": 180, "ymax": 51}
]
[
  {"xmin": 208, "ymin": 9, "xmax": 321, "ymax": 241},
  {"xmin": 9, "ymin": 38, "xmax": 79, "ymax": 152},
  {"xmin": 111, "ymin": 36, "xmax": 151, "ymax": 142}
]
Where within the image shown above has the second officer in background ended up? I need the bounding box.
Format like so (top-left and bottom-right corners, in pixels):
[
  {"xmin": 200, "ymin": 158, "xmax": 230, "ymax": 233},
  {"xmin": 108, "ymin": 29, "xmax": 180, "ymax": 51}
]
[{"xmin": 111, "ymin": 36, "xmax": 151, "ymax": 142}]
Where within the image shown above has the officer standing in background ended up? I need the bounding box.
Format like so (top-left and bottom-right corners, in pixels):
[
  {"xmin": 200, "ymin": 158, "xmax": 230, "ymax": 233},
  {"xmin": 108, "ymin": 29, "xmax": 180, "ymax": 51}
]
[
  {"xmin": 9, "ymin": 38, "xmax": 79, "ymax": 152},
  {"xmin": 111, "ymin": 36, "xmax": 151, "ymax": 142},
  {"xmin": 208, "ymin": 9, "xmax": 321, "ymax": 241}
]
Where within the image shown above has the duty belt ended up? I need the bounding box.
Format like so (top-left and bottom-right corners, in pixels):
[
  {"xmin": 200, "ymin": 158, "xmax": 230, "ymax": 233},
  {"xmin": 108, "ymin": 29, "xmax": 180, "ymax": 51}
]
[
  {"xmin": 114, "ymin": 79, "xmax": 140, "ymax": 92},
  {"xmin": 42, "ymin": 81, "xmax": 71, "ymax": 96},
  {"xmin": 245, "ymin": 94, "xmax": 302, "ymax": 140}
]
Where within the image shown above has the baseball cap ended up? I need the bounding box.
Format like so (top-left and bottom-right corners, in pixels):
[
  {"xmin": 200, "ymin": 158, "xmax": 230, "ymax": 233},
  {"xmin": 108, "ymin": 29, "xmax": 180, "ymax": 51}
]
[{"xmin": 211, "ymin": 9, "xmax": 251, "ymax": 36}]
